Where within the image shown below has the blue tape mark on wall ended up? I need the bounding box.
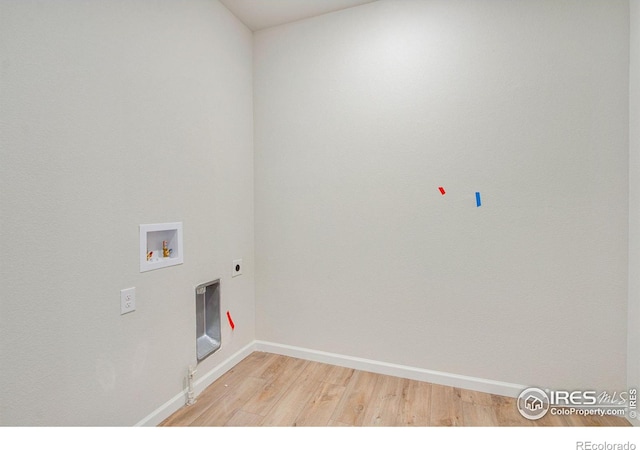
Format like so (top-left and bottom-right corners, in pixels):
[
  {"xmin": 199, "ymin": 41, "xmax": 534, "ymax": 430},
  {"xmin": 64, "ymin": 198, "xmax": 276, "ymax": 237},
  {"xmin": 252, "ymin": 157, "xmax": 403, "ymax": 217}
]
[{"xmin": 475, "ymin": 192, "xmax": 482, "ymax": 207}]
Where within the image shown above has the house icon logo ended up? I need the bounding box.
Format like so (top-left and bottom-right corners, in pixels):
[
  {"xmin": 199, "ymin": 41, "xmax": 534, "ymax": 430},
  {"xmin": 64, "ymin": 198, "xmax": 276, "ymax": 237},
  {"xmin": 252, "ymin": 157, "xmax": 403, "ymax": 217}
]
[
  {"xmin": 517, "ymin": 387, "xmax": 550, "ymax": 420},
  {"xmin": 525, "ymin": 395, "xmax": 543, "ymax": 411}
]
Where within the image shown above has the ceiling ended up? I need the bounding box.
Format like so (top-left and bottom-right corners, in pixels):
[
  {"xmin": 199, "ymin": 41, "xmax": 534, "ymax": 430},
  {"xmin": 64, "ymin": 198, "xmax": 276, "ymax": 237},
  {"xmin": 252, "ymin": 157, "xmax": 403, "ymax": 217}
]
[{"xmin": 219, "ymin": 0, "xmax": 378, "ymax": 31}]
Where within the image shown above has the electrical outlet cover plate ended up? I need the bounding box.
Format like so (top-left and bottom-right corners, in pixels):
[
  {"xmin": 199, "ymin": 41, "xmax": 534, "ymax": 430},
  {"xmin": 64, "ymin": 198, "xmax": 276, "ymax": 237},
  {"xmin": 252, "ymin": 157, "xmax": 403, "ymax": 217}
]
[
  {"xmin": 232, "ymin": 259, "xmax": 242, "ymax": 277},
  {"xmin": 121, "ymin": 287, "xmax": 136, "ymax": 314}
]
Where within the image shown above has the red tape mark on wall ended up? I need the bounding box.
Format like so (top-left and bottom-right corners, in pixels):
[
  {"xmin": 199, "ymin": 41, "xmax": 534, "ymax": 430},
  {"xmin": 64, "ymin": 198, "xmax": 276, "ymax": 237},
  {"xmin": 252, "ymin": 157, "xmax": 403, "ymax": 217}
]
[
  {"xmin": 438, "ymin": 186, "xmax": 446, "ymax": 195},
  {"xmin": 226, "ymin": 311, "xmax": 235, "ymax": 330}
]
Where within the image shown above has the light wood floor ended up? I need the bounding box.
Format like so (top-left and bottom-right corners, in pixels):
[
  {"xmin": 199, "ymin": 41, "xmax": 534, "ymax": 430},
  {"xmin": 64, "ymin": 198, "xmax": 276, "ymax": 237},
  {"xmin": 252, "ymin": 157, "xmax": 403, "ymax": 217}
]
[{"xmin": 160, "ymin": 352, "xmax": 631, "ymax": 427}]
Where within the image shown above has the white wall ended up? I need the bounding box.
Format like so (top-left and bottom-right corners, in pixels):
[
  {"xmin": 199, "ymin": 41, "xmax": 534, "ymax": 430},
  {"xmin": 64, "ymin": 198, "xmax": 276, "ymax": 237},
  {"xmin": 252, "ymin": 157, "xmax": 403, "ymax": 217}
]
[
  {"xmin": 630, "ymin": 0, "xmax": 640, "ymax": 412},
  {"xmin": 255, "ymin": 0, "xmax": 629, "ymax": 392},
  {"xmin": 0, "ymin": 0, "xmax": 254, "ymax": 425}
]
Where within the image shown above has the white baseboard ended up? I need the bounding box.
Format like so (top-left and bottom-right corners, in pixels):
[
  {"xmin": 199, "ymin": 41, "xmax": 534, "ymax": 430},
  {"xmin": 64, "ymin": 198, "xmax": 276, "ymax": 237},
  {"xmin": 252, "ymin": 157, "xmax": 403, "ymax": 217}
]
[
  {"xmin": 254, "ymin": 340, "xmax": 528, "ymax": 399},
  {"xmin": 134, "ymin": 341, "xmax": 255, "ymax": 427}
]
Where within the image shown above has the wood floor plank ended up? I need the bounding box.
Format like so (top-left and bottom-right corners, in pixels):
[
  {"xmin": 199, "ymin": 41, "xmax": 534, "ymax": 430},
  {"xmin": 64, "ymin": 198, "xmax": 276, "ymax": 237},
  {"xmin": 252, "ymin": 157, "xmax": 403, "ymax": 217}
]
[
  {"xmin": 601, "ymin": 415, "xmax": 633, "ymax": 426},
  {"xmin": 328, "ymin": 420, "xmax": 352, "ymax": 426},
  {"xmin": 220, "ymin": 351, "xmax": 274, "ymax": 381},
  {"xmin": 293, "ymin": 382, "xmax": 346, "ymax": 426},
  {"xmin": 562, "ymin": 410, "xmax": 632, "ymax": 427},
  {"xmin": 330, "ymin": 370, "xmax": 379, "ymax": 426},
  {"xmin": 322, "ymin": 365, "xmax": 355, "ymax": 387},
  {"xmin": 493, "ymin": 396, "xmax": 533, "ymax": 426},
  {"xmin": 565, "ymin": 414, "xmax": 600, "ymax": 426},
  {"xmin": 159, "ymin": 352, "xmax": 273, "ymax": 426},
  {"xmin": 430, "ymin": 384, "xmax": 463, "ymax": 426},
  {"xmin": 533, "ymin": 408, "xmax": 570, "ymax": 426},
  {"xmin": 254, "ymin": 354, "xmax": 299, "ymax": 381},
  {"xmin": 190, "ymin": 376, "xmax": 267, "ymax": 426},
  {"xmin": 361, "ymin": 373, "xmax": 405, "ymax": 426},
  {"xmin": 399, "ymin": 378, "xmax": 431, "ymax": 426},
  {"xmin": 459, "ymin": 387, "xmax": 499, "ymax": 426},
  {"xmin": 159, "ymin": 368, "xmax": 246, "ymax": 425},
  {"xmin": 241, "ymin": 355, "xmax": 309, "ymax": 416},
  {"xmin": 459, "ymin": 388, "xmax": 495, "ymax": 407},
  {"xmin": 259, "ymin": 361, "xmax": 327, "ymax": 426},
  {"xmin": 461, "ymin": 402, "xmax": 499, "ymax": 426},
  {"xmin": 224, "ymin": 410, "xmax": 264, "ymax": 426}
]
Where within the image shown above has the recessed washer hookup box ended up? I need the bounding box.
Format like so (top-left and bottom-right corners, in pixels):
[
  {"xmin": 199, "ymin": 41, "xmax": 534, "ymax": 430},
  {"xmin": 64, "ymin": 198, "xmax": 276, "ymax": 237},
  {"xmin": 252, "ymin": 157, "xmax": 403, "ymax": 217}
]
[{"xmin": 195, "ymin": 279, "xmax": 221, "ymax": 362}]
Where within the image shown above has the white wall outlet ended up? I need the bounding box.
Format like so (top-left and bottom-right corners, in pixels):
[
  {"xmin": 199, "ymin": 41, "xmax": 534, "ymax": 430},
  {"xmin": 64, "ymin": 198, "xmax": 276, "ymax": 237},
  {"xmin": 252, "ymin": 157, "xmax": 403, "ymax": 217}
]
[
  {"xmin": 120, "ymin": 287, "xmax": 136, "ymax": 315},
  {"xmin": 232, "ymin": 259, "xmax": 243, "ymax": 277}
]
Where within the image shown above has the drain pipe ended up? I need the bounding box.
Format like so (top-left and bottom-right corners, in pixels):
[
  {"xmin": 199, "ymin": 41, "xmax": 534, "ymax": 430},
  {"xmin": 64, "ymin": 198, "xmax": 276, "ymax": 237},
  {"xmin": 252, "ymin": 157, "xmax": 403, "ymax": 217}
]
[{"xmin": 186, "ymin": 365, "xmax": 197, "ymax": 406}]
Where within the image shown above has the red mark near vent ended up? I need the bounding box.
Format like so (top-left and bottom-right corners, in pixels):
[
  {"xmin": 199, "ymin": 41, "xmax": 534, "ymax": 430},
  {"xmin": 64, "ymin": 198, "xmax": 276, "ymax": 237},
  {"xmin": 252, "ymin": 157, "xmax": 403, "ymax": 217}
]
[
  {"xmin": 226, "ymin": 311, "xmax": 235, "ymax": 330},
  {"xmin": 438, "ymin": 187, "xmax": 446, "ymax": 195}
]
